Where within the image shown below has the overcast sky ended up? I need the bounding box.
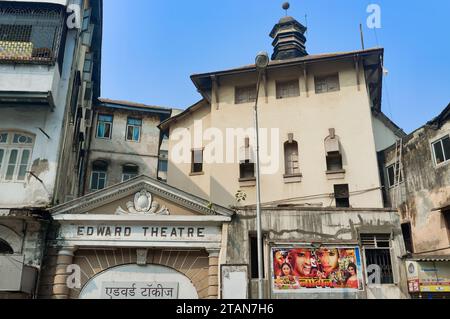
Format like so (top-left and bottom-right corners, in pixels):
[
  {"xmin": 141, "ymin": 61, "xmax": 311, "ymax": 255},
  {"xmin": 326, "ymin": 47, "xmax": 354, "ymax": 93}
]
[{"xmin": 101, "ymin": 0, "xmax": 450, "ymax": 133}]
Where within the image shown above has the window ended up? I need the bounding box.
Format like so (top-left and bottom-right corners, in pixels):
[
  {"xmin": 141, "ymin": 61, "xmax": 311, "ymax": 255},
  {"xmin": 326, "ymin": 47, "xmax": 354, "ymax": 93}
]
[
  {"xmin": 249, "ymin": 234, "xmax": 265, "ymax": 279},
  {"xmin": 315, "ymin": 74, "xmax": 340, "ymax": 94},
  {"xmin": 276, "ymin": 80, "xmax": 300, "ymax": 99},
  {"xmin": 240, "ymin": 160, "xmax": 255, "ymax": 180},
  {"xmin": 0, "ymin": 6, "xmax": 65, "ymax": 63},
  {"xmin": 69, "ymin": 71, "xmax": 81, "ymax": 120},
  {"xmin": 0, "ymin": 239, "xmax": 13, "ymax": 255},
  {"xmin": 325, "ymin": 129, "xmax": 343, "ymax": 172},
  {"xmin": 126, "ymin": 118, "xmax": 142, "ymax": 142},
  {"xmin": 334, "ymin": 184, "xmax": 350, "ymax": 208},
  {"xmin": 90, "ymin": 160, "xmax": 107, "ymax": 190},
  {"xmin": 401, "ymin": 222, "xmax": 414, "ymax": 253},
  {"xmin": 284, "ymin": 140, "xmax": 300, "ymax": 176},
  {"xmin": 327, "ymin": 152, "xmax": 343, "ymax": 172},
  {"xmin": 159, "ymin": 151, "xmax": 168, "ymax": 173},
  {"xmin": 122, "ymin": 164, "xmax": 139, "ymax": 182},
  {"xmin": 444, "ymin": 209, "xmax": 450, "ymax": 237},
  {"xmin": 361, "ymin": 234, "xmax": 394, "ymax": 284},
  {"xmin": 432, "ymin": 135, "xmax": 450, "ymax": 165},
  {"xmin": 96, "ymin": 114, "xmax": 113, "ymax": 139},
  {"xmin": 191, "ymin": 149, "xmax": 203, "ymax": 174},
  {"xmin": 386, "ymin": 163, "xmax": 403, "ymax": 188},
  {"xmin": 240, "ymin": 137, "xmax": 255, "ymax": 180},
  {"xmin": 0, "ymin": 132, "xmax": 34, "ymax": 182},
  {"xmin": 235, "ymin": 85, "xmax": 257, "ymax": 104}
]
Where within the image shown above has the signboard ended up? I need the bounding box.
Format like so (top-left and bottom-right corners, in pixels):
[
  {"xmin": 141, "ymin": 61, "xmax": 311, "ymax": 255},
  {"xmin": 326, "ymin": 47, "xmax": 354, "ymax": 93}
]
[
  {"xmin": 79, "ymin": 264, "xmax": 198, "ymax": 299},
  {"xmin": 101, "ymin": 282, "xmax": 179, "ymax": 299},
  {"xmin": 406, "ymin": 261, "xmax": 420, "ymax": 293},
  {"xmin": 58, "ymin": 224, "xmax": 221, "ymax": 244},
  {"xmin": 221, "ymin": 265, "xmax": 249, "ymax": 300},
  {"xmin": 416, "ymin": 262, "xmax": 450, "ymax": 293},
  {"xmin": 272, "ymin": 247, "xmax": 364, "ymax": 293}
]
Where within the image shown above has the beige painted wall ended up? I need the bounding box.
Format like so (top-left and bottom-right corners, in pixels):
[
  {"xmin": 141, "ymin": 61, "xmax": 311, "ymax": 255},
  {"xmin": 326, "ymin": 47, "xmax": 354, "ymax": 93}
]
[{"xmin": 168, "ymin": 59, "xmax": 388, "ymax": 209}]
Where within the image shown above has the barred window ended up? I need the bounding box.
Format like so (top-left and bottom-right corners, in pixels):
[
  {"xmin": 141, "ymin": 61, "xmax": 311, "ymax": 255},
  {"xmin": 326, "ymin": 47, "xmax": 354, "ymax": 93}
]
[
  {"xmin": 361, "ymin": 234, "xmax": 394, "ymax": 284},
  {"xmin": 0, "ymin": 5, "xmax": 65, "ymax": 63}
]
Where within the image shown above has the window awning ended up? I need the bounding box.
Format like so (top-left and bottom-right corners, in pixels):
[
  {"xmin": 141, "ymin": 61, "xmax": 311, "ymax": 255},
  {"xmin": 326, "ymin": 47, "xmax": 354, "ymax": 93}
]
[
  {"xmin": 410, "ymin": 255, "xmax": 450, "ymax": 262},
  {"xmin": 0, "ymin": 91, "xmax": 55, "ymax": 110}
]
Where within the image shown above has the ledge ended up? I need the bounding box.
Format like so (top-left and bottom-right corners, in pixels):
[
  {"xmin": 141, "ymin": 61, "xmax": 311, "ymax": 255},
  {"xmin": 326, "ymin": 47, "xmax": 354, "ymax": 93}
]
[
  {"xmin": 239, "ymin": 177, "xmax": 256, "ymax": 187},
  {"xmin": 189, "ymin": 172, "xmax": 205, "ymax": 177},
  {"xmin": 326, "ymin": 169, "xmax": 346, "ymax": 180},
  {"xmin": 283, "ymin": 173, "xmax": 303, "ymax": 184}
]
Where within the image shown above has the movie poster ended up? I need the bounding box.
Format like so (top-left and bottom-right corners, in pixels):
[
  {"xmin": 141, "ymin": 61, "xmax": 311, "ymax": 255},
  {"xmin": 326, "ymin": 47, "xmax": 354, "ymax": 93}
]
[{"xmin": 272, "ymin": 247, "xmax": 364, "ymax": 293}]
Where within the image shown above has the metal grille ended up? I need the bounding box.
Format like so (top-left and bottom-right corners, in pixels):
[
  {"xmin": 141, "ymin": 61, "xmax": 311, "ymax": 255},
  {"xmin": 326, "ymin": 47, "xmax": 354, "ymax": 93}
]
[
  {"xmin": 365, "ymin": 249, "xmax": 394, "ymax": 284},
  {"xmin": 0, "ymin": 5, "xmax": 64, "ymax": 64},
  {"xmin": 361, "ymin": 234, "xmax": 394, "ymax": 284}
]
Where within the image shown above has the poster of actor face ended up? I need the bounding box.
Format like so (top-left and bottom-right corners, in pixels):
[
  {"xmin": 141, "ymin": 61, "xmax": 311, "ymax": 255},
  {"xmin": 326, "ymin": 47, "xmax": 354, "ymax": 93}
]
[{"xmin": 272, "ymin": 247, "xmax": 364, "ymax": 292}]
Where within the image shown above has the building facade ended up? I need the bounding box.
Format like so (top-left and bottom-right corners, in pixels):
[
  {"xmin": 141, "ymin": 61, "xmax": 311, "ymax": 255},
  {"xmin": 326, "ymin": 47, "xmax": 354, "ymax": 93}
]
[
  {"xmin": 84, "ymin": 98, "xmax": 172, "ymax": 194},
  {"xmin": 37, "ymin": 176, "xmax": 233, "ymax": 299},
  {"xmin": 0, "ymin": 0, "xmax": 102, "ymax": 298},
  {"xmin": 159, "ymin": 14, "xmax": 410, "ymax": 299},
  {"xmin": 382, "ymin": 103, "xmax": 450, "ymax": 299}
]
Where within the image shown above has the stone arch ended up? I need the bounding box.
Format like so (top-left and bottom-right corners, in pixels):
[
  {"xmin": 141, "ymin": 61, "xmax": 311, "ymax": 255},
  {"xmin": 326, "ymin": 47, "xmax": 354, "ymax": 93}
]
[
  {"xmin": 0, "ymin": 224, "xmax": 22, "ymax": 254},
  {"xmin": 79, "ymin": 263, "xmax": 199, "ymax": 299},
  {"xmin": 69, "ymin": 248, "xmax": 210, "ymax": 299}
]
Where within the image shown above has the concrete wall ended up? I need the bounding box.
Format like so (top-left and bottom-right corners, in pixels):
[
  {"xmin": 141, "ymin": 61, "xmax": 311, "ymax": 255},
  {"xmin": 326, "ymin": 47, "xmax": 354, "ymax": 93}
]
[
  {"xmin": 84, "ymin": 107, "xmax": 162, "ymax": 193},
  {"xmin": 168, "ymin": 60, "xmax": 388, "ymax": 209},
  {"xmin": 372, "ymin": 115, "xmax": 400, "ymax": 152},
  {"xmin": 0, "ymin": 0, "xmax": 80, "ymax": 208},
  {"xmin": 0, "ymin": 215, "xmax": 48, "ymax": 298},
  {"xmin": 383, "ymin": 121, "xmax": 450, "ymax": 255},
  {"xmin": 227, "ymin": 207, "xmax": 409, "ymax": 299}
]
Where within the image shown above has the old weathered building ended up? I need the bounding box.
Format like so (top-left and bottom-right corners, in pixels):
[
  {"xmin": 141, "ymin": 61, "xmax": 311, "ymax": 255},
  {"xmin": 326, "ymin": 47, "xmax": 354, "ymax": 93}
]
[
  {"xmin": 0, "ymin": 0, "xmax": 102, "ymax": 298},
  {"xmin": 382, "ymin": 103, "xmax": 450, "ymax": 299},
  {"xmin": 160, "ymin": 14, "xmax": 409, "ymax": 299},
  {"xmin": 83, "ymin": 98, "xmax": 173, "ymax": 194},
  {"xmin": 37, "ymin": 176, "xmax": 233, "ymax": 299}
]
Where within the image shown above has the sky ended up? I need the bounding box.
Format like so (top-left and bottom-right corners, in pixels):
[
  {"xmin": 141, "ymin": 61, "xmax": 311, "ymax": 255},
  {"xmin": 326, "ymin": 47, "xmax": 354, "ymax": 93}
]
[{"xmin": 101, "ymin": 0, "xmax": 450, "ymax": 134}]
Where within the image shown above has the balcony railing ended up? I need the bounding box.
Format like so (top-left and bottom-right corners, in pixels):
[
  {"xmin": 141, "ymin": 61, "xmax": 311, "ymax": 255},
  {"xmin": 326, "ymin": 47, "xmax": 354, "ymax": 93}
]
[{"xmin": 0, "ymin": 5, "xmax": 65, "ymax": 64}]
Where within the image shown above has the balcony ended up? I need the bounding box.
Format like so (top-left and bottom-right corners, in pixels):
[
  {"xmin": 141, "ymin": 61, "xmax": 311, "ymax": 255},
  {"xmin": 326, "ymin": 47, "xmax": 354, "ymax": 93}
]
[{"xmin": 0, "ymin": 3, "xmax": 66, "ymax": 109}]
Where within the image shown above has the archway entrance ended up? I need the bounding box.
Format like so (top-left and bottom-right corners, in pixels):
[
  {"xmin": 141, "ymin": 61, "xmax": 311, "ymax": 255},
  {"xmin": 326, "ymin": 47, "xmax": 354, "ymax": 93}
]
[{"xmin": 79, "ymin": 264, "xmax": 199, "ymax": 299}]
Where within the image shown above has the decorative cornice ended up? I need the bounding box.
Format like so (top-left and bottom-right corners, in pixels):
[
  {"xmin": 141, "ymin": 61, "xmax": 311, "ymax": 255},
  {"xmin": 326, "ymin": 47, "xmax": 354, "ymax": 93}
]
[{"xmin": 50, "ymin": 176, "xmax": 234, "ymax": 218}]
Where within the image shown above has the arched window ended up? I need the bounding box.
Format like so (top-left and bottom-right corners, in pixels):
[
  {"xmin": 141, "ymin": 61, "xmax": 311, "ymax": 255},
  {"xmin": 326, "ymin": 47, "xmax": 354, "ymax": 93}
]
[
  {"xmin": 90, "ymin": 160, "xmax": 108, "ymax": 190},
  {"xmin": 0, "ymin": 131, "xmax": 34, "ymax": 182},
  {"xmin": 239, "ymin": 137, "xmax": 255, "ymax": 180},
  {"xmin": 284, "ymin": 138, "xmax": 300, "ymax": 176},
  {"xmin": 0, "ymin": 239, "xmax": 14, "ymax": 255},
  {"xmin": 325, "ymin": 129, "xmax": 343, "ymax": 172},
  {"xmin": 122, "ymin": 164, "xmax": 139, "ymax": 182}
]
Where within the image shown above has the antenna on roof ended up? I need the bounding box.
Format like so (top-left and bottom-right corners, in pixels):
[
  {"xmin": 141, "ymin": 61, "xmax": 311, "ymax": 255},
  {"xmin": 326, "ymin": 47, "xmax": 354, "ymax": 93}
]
[
  {"xmin": 305, "ymin": 14, "xmax": 308, "ymax": 36},
  {"xmin": 359, "ymin": 23, "xmax": 365, "ymax": 50},
  {"xmin": 282, "ymin": 2, "xmax": 290, "ymax": 16}
]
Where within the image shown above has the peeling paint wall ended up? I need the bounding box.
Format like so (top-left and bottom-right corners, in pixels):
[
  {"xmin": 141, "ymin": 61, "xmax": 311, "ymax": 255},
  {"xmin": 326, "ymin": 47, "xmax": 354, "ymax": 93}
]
[
  {"xmin": 84, "ymin": 107, "xmax": 163, "ymax": 194},
  {"xmin": 228, "ymin": 208, "xmax": 409, "ymax": 299},
  {"xmin": 383, "ymin": 121, "xmax": 450, "ymax": 255},
  {"xmin": 0, "ymin": 214, "xmax": 48, "ymax": 298},
  {"xmin": 0, "ymin": 0, "xmax": 83, "ymax": 208}
]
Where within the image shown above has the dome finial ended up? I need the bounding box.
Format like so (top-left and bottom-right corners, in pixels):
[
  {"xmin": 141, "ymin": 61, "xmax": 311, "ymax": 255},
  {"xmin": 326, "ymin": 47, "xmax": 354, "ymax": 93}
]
[{"xmin": 282, "ymin": 2, "xmax": 290, "ymax": 16}]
